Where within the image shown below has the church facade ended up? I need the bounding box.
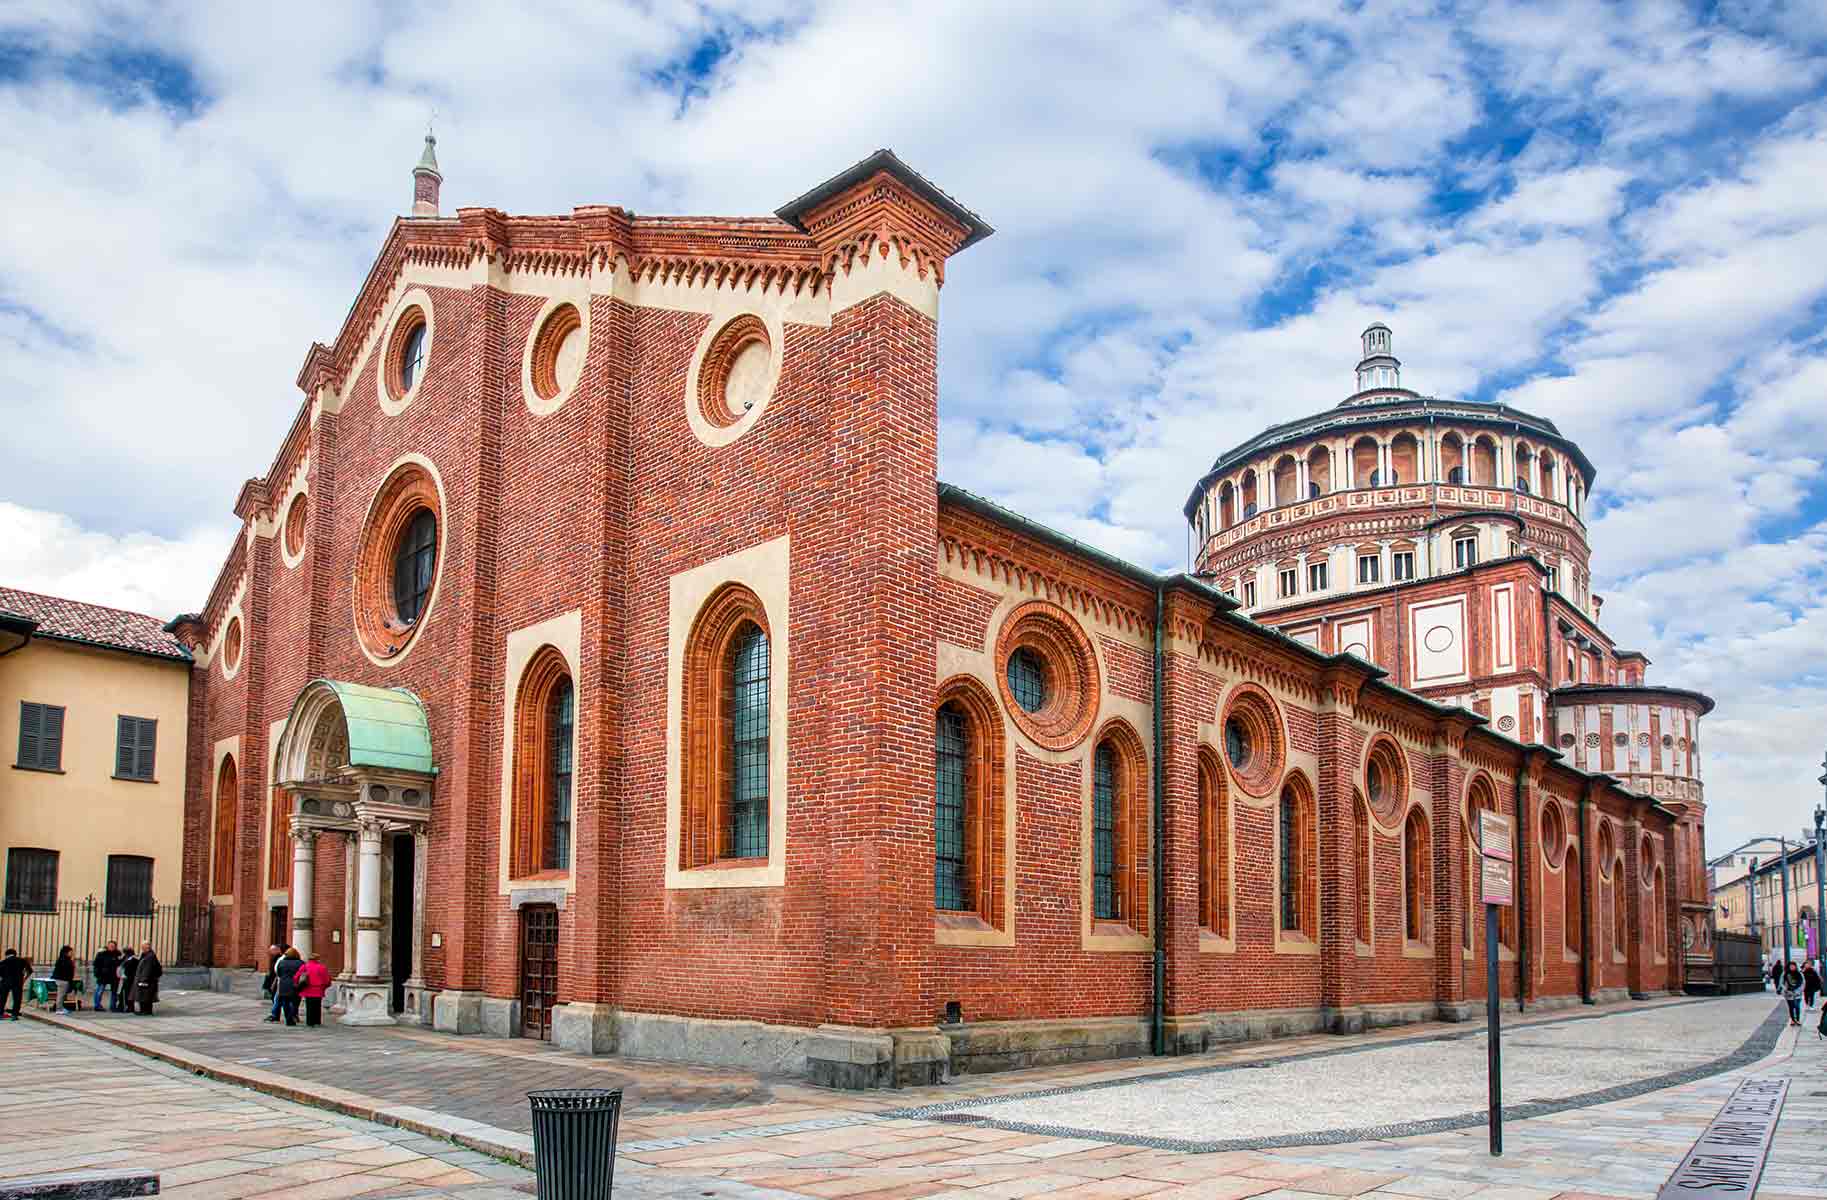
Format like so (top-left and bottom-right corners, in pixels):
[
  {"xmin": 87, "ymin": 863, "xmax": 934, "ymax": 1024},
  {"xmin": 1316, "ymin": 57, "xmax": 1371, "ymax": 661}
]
[{"xmin": 170, "ymin": 147, "xmax": 1700, "ymax": 1087}]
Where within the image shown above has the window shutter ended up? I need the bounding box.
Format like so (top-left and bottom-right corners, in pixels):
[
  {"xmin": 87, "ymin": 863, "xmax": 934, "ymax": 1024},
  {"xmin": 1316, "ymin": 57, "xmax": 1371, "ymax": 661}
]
[
  {"xmin": 137, "ymin": 718, "xmax": 157, "ymax": 780},
  {"xmin": 18, "ymin": 702, "xmax": 41, "ymax": 767},
  {"xmin": 117, "ymin": 716, "xmax": 136, "ymax": 777},
  {"xmin": 41, "ymin": 705, "xmax": 64, "ymax": 770}
]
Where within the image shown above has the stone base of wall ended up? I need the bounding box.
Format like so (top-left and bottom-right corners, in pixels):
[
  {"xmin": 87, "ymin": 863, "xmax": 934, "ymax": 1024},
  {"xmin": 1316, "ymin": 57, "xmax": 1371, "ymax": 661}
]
[
  {"xmin": 618, "ymin": 1010, "xmax": 811, "ymax": 1078},
  {"xmin": 945, "ymin": 1016, "xmax": 1149, "ymax": 1077},
  {"xmin": 432, "ymin": 989, "xmax": 483, "ymax": 1034}
]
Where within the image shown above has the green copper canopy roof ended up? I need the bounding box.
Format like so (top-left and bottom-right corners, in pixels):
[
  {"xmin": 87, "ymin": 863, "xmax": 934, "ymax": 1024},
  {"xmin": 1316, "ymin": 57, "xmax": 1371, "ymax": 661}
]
[{"xmin": 300, "ymin": 679, "xmax": 435, "ymax": 775}]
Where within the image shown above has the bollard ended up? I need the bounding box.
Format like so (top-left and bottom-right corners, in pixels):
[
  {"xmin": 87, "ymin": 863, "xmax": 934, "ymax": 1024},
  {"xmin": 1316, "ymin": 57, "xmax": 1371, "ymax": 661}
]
[{"xmin": 527, "ymin": 1088, "xmax": 622, "ymax": 1200}]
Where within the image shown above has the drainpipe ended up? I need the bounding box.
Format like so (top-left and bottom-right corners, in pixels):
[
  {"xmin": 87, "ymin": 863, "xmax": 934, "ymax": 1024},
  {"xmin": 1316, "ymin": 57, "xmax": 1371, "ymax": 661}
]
[
  {"xmin": 1577, "ymin": 790, "xmax": 1593, "ymax": 1004},
  {"xmin": 0, "ymin": 614, "xmax": 36, "ymax": 657},
  {"xmin": 1514, "ymin": 754, "xmax": 1532, "ymax": 1012},
  {"xmin": 1151, "ymin": 581, "xmax": 1167, "ymax": 1056}
]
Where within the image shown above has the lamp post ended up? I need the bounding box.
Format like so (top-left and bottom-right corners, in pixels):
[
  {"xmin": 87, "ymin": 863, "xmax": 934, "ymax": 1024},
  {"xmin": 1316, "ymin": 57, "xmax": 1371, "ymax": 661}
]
[
  {"xmin": 1813, "ymin": 751, "xmax": 1825, "ymax": 964},
  {"xmin": 1780, "ymin": 835, "xmax": 1794, "ymax": 972}
]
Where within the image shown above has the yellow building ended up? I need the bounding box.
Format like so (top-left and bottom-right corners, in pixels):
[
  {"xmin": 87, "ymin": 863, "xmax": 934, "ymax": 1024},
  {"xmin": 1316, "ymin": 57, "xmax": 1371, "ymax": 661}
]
[{"xmin": 0, "ymin": 586, "xmax": 193, "ymax": 965}]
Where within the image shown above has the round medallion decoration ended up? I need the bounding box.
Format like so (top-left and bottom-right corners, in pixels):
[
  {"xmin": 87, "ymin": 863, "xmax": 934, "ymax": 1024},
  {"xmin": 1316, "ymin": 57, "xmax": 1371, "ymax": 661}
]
[
  {"xmin": 283, "ymin": 492, "xmax": 309, "ymax": 561},
  {"xmin": 1363, "ymin": 736, "xmax": 1407, "ymax": 824},
  {"xmin": 528, "ymin": 301, "xmax": 586, "ymax": 411},
  {"xmin": 1497, "ymin": 715, "xmax": 1516, "ymax": 732},
  {"xmin": 1662, "ymin": 734, "xmax": 1674, "ymax": 749},
  {"xmin": 1423, "ymin": 625, "xmax": 1454, "ymax": 653},
  {"xmin": 992, "ymin": 600, "xmax": 1099, "ymax": 752},
  {"xmin": 1638, "ymin": 732, "xmax": 1651, "ymax": 745},
  {"xmin": 221, "ymin": 617, "xmax": 243, "ymax": 680},
  {"xmin": 698, "ymin": 315, "xmax": 773, "ymax": 429},
  {"xmin": 1220, "ymin": 682, "xmax": 1287, "ymax": 798},
  {"xmin": 1586, "ymin": 733, "xmax": 1600, "ymax": 749},
  {"xmin": 353, "ymin": 459, "xmax": 444, "ymax": 664},
  {"xmin": 1559, "ymin": 733, "xmax": 1576, "ymax": 749},
  {"xmin": 1614, "ymin": 733, "xmax": 1629, "ymax": 747}
]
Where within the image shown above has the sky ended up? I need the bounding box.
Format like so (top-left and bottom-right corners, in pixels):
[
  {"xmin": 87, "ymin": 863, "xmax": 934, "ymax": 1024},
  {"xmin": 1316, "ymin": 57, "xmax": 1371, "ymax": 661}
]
[{"xmin": 2, "ymin": 1, "xmax": 1825, "ymax": 856}]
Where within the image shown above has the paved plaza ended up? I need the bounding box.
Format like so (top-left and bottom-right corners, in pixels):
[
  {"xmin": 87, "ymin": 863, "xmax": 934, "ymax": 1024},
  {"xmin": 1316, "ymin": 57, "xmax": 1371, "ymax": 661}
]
[{"xmin": 11, "ymin": 985, "xmax": 1827, "ymax": 1199}]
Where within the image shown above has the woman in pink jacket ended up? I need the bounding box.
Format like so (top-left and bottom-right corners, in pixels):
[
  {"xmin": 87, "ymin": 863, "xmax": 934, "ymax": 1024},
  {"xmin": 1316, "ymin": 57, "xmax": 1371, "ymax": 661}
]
[{"xmin": 296, "ymin": 952, "xmax": 333, "ymax": 1027}]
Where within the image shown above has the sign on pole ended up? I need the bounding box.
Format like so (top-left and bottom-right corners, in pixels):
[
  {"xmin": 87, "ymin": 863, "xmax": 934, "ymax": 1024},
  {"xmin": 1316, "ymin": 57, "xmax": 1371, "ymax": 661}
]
[{"xmin": 1475, "ymin": 807, "xmax": 1515, "ymax": 1157}]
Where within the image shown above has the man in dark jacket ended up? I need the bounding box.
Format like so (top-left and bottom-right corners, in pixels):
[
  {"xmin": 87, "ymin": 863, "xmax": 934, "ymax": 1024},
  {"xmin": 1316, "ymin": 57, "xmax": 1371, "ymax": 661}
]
[
  {"xmin": 93, "ymin": 942, "xmax": 121, "ymax": 1013},
  {"xmin": 0, "ymin": 949, "xmax": 26, "ymax": 1019},
  {"xmin": 272, "ymin": 948, "xmax": 303, "ymax": 1026},
  {"xmin": 132, "ymin": 942, "xmax": 161, "ymax": 1016},
  {"xmin": 117, "ymin": 946, "xmax": 138, "ymax": 1012}
]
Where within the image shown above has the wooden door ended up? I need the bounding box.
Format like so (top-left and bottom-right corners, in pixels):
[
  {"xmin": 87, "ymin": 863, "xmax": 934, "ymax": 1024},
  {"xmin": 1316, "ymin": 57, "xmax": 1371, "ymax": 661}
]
[{"xmin": 519, "ymin": 904, "xmax": 559, "ymax": 1041}]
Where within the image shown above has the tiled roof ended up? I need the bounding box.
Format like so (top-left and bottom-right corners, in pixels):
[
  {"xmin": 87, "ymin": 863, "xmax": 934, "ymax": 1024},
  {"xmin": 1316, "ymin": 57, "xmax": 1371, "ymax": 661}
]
[{"xmin": 0, "ymin": 586, "xmax": 190, "ymax": 661}]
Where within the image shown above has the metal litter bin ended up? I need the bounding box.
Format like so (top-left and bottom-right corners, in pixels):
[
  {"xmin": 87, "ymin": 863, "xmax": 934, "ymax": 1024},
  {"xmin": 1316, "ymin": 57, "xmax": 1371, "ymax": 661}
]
[{"xmin": 528, "ymin": 1088, "xmax": 622, "ymax": 1200}]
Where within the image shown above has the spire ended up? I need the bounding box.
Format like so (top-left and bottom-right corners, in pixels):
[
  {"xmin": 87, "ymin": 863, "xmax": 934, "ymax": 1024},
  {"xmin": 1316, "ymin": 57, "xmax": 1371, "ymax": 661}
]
[{"xmin": 411, "ymin": 132, "xmax": 442, "ymax": 218}]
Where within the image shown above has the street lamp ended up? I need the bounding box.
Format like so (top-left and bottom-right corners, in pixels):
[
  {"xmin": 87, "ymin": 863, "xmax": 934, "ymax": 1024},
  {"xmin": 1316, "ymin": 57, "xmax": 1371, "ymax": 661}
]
[{"xmin": 1814, "ymin": 750, "xmax": 1825, "ymax": 965}]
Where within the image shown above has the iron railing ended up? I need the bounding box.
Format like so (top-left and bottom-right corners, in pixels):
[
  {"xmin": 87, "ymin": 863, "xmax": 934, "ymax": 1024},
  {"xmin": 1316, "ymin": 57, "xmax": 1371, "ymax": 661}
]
[{"xmin": 0, "ymin": 896, "xmax": 211, "ymax": 969}]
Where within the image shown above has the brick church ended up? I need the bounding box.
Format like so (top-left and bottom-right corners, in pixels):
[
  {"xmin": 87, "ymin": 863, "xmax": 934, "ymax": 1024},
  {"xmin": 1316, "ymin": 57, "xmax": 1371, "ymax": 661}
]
[{"xmin": 168, "ymin": 143, "xmax": 1711, "ymax": 1087}]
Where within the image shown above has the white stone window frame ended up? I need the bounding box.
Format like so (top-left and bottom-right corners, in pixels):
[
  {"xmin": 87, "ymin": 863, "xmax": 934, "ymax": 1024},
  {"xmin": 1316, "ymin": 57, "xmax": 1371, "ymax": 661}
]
[
  {"xmin": 520, "ymin": 292, "xmax": 591, "ymax": 417},
  {"xmin": 664, "ymin": 535, "xmax": 790, "ymax": 890},
  {"xmin": 683, "ymin": 306, "xmax": 786, "ymax": 450}
]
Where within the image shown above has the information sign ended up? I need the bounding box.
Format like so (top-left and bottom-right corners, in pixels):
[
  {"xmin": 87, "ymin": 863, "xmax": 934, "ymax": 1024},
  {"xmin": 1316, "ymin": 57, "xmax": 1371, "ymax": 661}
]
[
  {"xmin": 1478, "ymin": 809, "xmax": 1513, "ymax": 861},
  {"xmin": 1481, "ymin": 855, "xmax": 1514, "ymax": 907}
]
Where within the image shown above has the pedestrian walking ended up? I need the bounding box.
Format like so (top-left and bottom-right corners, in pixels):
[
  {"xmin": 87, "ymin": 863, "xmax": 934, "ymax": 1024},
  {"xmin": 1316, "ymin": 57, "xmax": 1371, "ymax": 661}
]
[
  {"xmin": 1783, "ymin": 963, "xmax": 1805, "ymax": 1026},
  {"xmin": 1770, "ymin": 957, "xmax": 1785, "ymax": 992},
  {"xmin": 263, "ymin": 944, "xmax": 284, "ymax": 1023},
  {"xmin": 51, "ymin": 946, "xmax": 78, "ymax": 1012},
  {"xmin": 273, "ymin": 946, "xmax": 303, "ymax": 1027},
  {"xmin": 1804, "ymin": 959, "xmax": 1822, "ymax": 1010},
  {"xmin": 117, "ymin": 945, "xmax": 139, "ymax": 1013},
  {"xmin": 92, "ymin": 942, "xmax": 121, "ymax": 1013},
  {"xmin": 0, "ymin": 948, "xmax": 26, "ymax": 1020},
  {"xmin": 132, "ymin": 941, "xmax": 161, "ymax": 1015},
  {"xmin": 296, "ymin": 952, "xmax": 332, "ymax": 1027}
]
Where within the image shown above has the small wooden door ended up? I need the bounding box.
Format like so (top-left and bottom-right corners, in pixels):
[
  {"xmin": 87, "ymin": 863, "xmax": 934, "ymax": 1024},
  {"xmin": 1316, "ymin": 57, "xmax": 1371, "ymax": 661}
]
[
  {"xmin": 519, "ymin": 904, "xmax": 559, "ymax": 1041},
  {"xmin": 269, "ymin": 907, "xmax": 288, "ymax": 956}
]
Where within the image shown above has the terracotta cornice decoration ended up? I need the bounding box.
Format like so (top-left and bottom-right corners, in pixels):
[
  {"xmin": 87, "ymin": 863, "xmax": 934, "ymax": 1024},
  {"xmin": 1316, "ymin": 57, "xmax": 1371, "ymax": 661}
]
[{"xmin": 776, "ymin": 149, "xmax": 992, "ymax": 288}]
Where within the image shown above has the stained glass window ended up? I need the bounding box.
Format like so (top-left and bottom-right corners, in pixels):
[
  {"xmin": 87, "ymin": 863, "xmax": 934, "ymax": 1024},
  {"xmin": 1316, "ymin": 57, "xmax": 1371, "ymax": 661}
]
[{"xmin": 1093, "ymin": 743, "xmax": 1119, "ymax": 920}]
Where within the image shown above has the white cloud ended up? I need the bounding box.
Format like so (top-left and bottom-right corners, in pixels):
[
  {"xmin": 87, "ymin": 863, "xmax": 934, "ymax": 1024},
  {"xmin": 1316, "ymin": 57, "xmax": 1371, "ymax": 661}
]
[{"xmin": 0, "ymin": 501, "xmax": 233, "ymax": 621}]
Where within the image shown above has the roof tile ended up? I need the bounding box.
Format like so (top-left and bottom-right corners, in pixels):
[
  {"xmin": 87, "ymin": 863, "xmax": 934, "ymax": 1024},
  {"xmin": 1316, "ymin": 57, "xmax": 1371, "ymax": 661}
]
[{"xmin": 0, "ymin": 586, "xmax": 190, "ymax": 661}]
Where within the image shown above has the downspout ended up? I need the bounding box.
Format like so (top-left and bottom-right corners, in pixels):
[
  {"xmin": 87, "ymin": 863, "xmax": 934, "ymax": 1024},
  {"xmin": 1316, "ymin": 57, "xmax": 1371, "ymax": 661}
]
[
  {"xmin": 1577, "ymin": 790, "xmax": 1593, "ymax": 1004},
  {"xmin": 1514, "ymin": 754, "xmax": 1532, "ymax": 1012},
  {"xmin": 1151, "ymin": 581, "xmax": 1167, "ymax": 1056}
]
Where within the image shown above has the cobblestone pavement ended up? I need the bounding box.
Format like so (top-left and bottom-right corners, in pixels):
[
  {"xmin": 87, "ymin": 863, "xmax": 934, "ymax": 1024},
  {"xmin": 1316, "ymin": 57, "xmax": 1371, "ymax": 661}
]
[
  {"xmin": 23, "ymin": 986, "xmax": 1827, "ymax": 1198},
  {"xmin": 0, "ymin": 1018, "xmax": 787, "ymax": 1200}
]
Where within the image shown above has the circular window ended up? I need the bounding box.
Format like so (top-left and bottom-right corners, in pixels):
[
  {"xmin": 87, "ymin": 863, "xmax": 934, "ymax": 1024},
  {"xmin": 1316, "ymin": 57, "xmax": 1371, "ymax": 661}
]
[
  {"xmin": 1540, "ymin": 801, "xmax": 1566, "ymax": 868},
  {"xmin": 1364, "ymin": 737, "xmax": 1407, "ymax": 823},
  {"xmin": 530, "ymin": 303, "xmax": 585, "ymax": 405},
  {"xmin": 698, "ymin": 315, "xmax": 772, "ymax": 429},
  {"xmin": 354, "ymin": 460, "xmax": 443, "ymax": 662},
  {"xmin": 1614, "ymin": 733, "xmax": 1628, "ymax": 747},
  {"xmin": 1661, "ymin": 734, "xmax": 1674, "ymax": 749},
  {"xmin": 993, "ymin": 601, "xmax": 1099, "ymax": 752},
  {"xmin": 283, "ymin": 493, "xmax": 309, "ymax": 560},
  {"xmin": 1220, "ymin": 683, "xmax": 1285, "ymax": 798},
  {"xmin": 1006, "ymin": 647, "xmax": 1048, "ymax": 713},
  {"xmin": 221, "ymin": 617, "xmax": 243, "ymax": 679},
  {"xmin": 387, "ymin": 308, "xmax": 429, "ymax": 402},
  {"xmin": 1559, "ymin": 733, "xmax": 1576, "ymax": 749}
]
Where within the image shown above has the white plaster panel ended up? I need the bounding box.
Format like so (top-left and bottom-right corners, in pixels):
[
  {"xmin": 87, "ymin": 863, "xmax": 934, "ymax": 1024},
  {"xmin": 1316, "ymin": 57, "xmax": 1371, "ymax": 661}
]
[
  {"xmin": 1336, "ymin": 615, "xmax": 1374, "ymax": 662},
  {"xmin": 1491, "ymin": 583, "xmax": 1515, "ymax": 671},
  {"xmin": 1410, "ymin": 596, "xmax": 1468, "ymax": 686}
]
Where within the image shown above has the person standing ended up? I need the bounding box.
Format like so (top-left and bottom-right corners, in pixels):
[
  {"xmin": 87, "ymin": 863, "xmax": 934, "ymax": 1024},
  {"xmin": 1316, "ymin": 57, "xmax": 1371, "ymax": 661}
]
[
  {"xmin": 272, "ymin": 946, "xmax": 303, "ymax": 1027},
  {"xmin": 296, "ymin": 953, "xmax": 332, "ymax": 1028},
  {"xmin": 0, "ymin": 949, "xmax": 26, "ymax": 1020},
  {"xmin": 92, "ymin": 942, "xmax": 121, "ymax": 1013},
  {"xmin": 132, "ymin": 941, "xmax": 161, "ymax": 1016},
  {"xmin": 1783, "ymin": 962, "xmax": 1805, "ymax": 1026},
  {"xmin": 1770, "ymin": 956, "xmax": 1785, "ymax": 992},
  {"xmin": 117, "ymin": 945, "xmax": 139, "ymax": 1013},
  {"xmin": 262, "ymin": 944, "xmax": 281, "ymax": 1018},
  {"xmin": 1804, "ymin": 959, "xmax": 1823, "ymax": 1011},
  {"xmin": 51, "ymin": 946, "xmax": 77, "ymax": 1012}
]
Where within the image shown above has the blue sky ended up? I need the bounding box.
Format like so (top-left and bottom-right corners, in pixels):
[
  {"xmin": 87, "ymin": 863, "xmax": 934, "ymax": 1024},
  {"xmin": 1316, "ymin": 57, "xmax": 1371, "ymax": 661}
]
[{"xmin": 3, "ymin": 0, "xmax": 1826, "ymax": 852}]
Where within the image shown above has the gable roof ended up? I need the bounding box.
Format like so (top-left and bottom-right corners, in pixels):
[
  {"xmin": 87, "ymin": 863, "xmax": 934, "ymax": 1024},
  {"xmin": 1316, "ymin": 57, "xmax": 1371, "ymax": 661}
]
[{"xmin": 0, "ymin": 586, "xmax": 190, "ymax": 662}]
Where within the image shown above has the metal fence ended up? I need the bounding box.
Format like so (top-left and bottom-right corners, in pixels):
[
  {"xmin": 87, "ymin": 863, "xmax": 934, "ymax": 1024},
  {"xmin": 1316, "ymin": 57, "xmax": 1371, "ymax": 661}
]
[{"xmin": 0, "ymin": 896, "xmax": 211, "ymax": 970}]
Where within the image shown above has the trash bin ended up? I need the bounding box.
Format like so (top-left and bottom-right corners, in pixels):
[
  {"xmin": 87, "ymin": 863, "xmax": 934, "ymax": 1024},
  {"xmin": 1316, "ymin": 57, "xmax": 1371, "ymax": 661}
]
[{"xmin": 528, "ymin": 1088, "xmax": 622, "ymax": 1200}]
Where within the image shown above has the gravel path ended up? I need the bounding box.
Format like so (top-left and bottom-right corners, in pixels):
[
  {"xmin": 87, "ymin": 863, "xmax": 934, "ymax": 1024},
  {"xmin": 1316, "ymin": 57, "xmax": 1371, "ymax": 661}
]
[{"xmin": 968, "ymin": 993, "xmax": 1783, "ymax": 1143}]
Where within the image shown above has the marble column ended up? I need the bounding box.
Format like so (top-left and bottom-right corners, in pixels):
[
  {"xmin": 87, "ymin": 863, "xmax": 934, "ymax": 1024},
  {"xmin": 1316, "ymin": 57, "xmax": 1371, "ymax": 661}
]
[
  {"xmin": 289, "ymin": 825, "xmax": 315, "ymax": 957},
  {"xmin": 340, "ymin": 817, "xmax": 393, "ymax": 1025}
]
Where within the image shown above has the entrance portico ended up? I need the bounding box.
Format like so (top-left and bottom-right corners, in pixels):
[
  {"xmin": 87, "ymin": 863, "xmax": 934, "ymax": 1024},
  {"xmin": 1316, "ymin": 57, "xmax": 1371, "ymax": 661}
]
[{"xmin": 273, "ymin": 680, "xmax": 435, "ymax": 1026}]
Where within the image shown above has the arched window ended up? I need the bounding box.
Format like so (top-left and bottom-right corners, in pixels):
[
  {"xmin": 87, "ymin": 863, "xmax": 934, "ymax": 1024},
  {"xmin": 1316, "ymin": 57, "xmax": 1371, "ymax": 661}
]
[
  {"xmin": 1391, "ymin": 433, "xmax": 1418, "ymax": 483},
  {"xmin": 681, "ymin": 584, "xmax": 772, "ymax": 869},
  {"xmin": 1404, "ymin": 807, "xmax": 1430, "ymax": 943},
  {"xmin": 934, "ymin": 678, "xmax": 1006, "ymax": 928},
  {"xmin": 1198, "ymin": 748, "xmax": 1230, "ymax": 937},
  {"xmin": 268, "ymin": 770, "xmax": 292, "ymax": 893},
  {"xmin": 511, "ymin": 648, "xmax": 576, "ymax": 878},
  {"xmin": 1091, "ymin": 724, "xmax": 1146, "ymax": 931},
  {"xmin": 213, "ymin": 754, "xmax": 238, "ymax": 896},
  {"xmin": 1439, "ymin": 433, "xmax": 1464, "ymax": 483},
  {"xmin": 399, "ymin": 321, "xmax": 427, "ymax": 393},
  {"xmin": 393, "ymin": 508, "xmax": 437, "ymax": 625},
  {"xmin": 1307, "ymin": 445, "xmax": 1332, "ymax": 494},
  {"xmin": 1447, "ymin": 466, "xmax": 1464, "ymax": 483},
  {"xmin": 1651, "ymin": 866, "xmax": 1667, "ymax": 960},
  {"xmin": 935, "ymin": 703, "xmax": 970, "ymax": 912},
  {"xmin": 1352, "ymin": 437, "xmax": 1379, "ymax": 487},
  {"xmin": 1565, "ymin": 846, "xmax": 1582, "ymax": 954},
  {"xmin": 1273, "ymin": 456, "xmax": 1298, "ymax": 506},
  {"xmin": 1354, "ymin": 791, "xmax": 1372, "ymax": 944},
  {"xmin": 1279, "ymin": 777, "xmax": 1317, "ymax": 939}
]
